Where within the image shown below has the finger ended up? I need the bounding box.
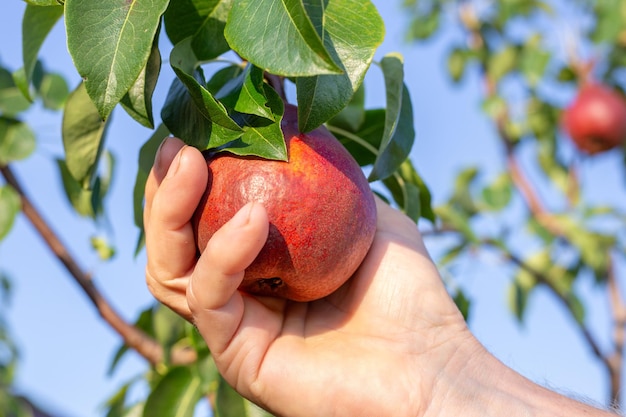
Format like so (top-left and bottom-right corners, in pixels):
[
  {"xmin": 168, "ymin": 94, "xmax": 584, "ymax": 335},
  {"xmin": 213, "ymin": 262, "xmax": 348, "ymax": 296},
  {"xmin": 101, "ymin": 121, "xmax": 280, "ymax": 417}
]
[
  {"xmin": 187, "ymin": 202, "xmax": 269, "ymax": 353},
  {"xmin": 145, "ymin": 144, "xmax": 208, "ymax": 316},
  {"xmin": 144, "ymin": 137, "xmax": 186, "ymax": 225}
]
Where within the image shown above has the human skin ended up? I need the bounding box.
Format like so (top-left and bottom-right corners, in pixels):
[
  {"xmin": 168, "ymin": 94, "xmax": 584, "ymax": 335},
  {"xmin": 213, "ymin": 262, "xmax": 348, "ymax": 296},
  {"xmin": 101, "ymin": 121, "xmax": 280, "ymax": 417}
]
[{"xmin": 144, "ymin": 137, "xmax": 617, "ymax": 417}]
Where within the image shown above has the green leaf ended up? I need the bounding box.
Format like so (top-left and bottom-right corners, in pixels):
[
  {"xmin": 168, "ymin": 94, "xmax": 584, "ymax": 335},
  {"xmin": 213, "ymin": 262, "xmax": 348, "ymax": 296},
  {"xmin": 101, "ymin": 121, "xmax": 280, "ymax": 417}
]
[
  {"xmin": 0, "ymin": 68, "xmax": 32, "ymax": 116},
  {"xmin": 24, "ymin": 0, "xmax": 62, "ymax": 5},
  {"xmin": 0, "ymin": 117, "xmax": 36, "ymax": 165},
  {"xmin": 328, "ymin": 84, "xmax": 365, "ymax": 132},
  {"xmin": 450, "ymin": 166, "xmax": 479, "ymax": 214},
  {"xmin": 215, "ymin": 376, "xmax": 247, "ymax": 417},
  {"xmin": 38, "ymin": 72, "xmax": 70, "ymax": 110},
  {"xmin": 447, "ymin": 47, "xmax": 467, "ymax": 83},
  {"xmin": 369, "ymin": 54, "xmax": 415, "ymax": 182},
  {"xmin": 295, "ymin": 0, "xmax": 385, "ymax": 132},
  {"xmin": 153, "ymin": 304, "xmax": 186, "ymax": 357},
  {"xmin": 481, "ymin": 172, "xmax": 512, "ymax": 211},
  {"xmin": 21, "ymin": 4, "xmax": 63, "ymax": 100},
  {"xmin": 519, "ymin": 35, "xmax": 550, "ymax": 87},
  {"xmin": 328, "ymin": 108, "xmax": 384, "ymax": 167},
  {"xmin": 224, "ymin": 0, "xmax": 343, "ymax": 77},
  {"xmin": 219, "ymin": 86, "xmax": 287, "ymax": 161},
  {"xmin": 165, "ymin": 38, "xmax": 244, "ymax": 149},
  {"xmin": 62, "ymin": 82, "xmax": 108, "ymax": 188},
  {"xmin": 453, "ymin": 289, "xmax": 471, "ymax": 321},
  {"xmin": 143, "ymin": 366, "xmax": 203, "ymax": 417},
  {"xmin": 435, "ymin": 204, "xmax": 477, "ymax": 242},
  {"xmin": 215, "ymin": 376, "xmax": 274, "ymax": 417},
  {"xmin": 120, "ymin": 35, "xmax": 161, "ymax": 128},
  {"xmin": 133, "ymin": 124, "xmax": 170, "ymax": 232},
  {"xmin": 108, "ymin": 306, "xmax": 157, "ymax": 376},
  {"xmin": 168, "ymin": 41, "xmax": 287, "ymax": 160},
  {"xmin": 65, "ymin": 0, "xmax": 169, "ymax": 119},
  {"xmin": 382, "ymin": 159, "xmax": 435, "ymax": 223},
  {"xmin": 224, "ymin": 84, "xmax": 287, "ymax": 160},
  {"xmin": 407, "ymin": 9, "xmax": 440, "ymax": 40},
  {"xmin": 487, "ymin": 45, "xmax": 518, "ymax": 83},
  {"xmin": 56, "ymin": 159, "xmax": 99, "ymax": 217},
  {"xmin": 162, "ymin": 74, "xmax": 218, "ymax": 149},
  {"xmin": 164, "ymin": 0, "xmax": 233, "ymax": 61},
  {"xmin": 0, "ymin": 186, "xmax": 20, "ymax": 242},
  {"xmin": 216, "ymin": 64, "xmax": 275, "ymax": 119},
  {"xmin": 91, "ymin": 235, "xmax": 116, "ymax": 261}
]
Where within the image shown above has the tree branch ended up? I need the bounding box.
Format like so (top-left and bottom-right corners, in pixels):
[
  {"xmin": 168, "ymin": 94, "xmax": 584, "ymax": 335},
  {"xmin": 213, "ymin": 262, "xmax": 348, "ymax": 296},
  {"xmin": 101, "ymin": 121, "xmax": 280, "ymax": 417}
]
[
  {"xmin": 501, "ymin": 246, "xmax": 607, "ymax": 361},
  {"xmin": 0, "ymin": 164, "xmax": 196, "ymax": 367},
  {"xmin": 606, "ymin": 254, "xmax": 626, "ymax": 406}
]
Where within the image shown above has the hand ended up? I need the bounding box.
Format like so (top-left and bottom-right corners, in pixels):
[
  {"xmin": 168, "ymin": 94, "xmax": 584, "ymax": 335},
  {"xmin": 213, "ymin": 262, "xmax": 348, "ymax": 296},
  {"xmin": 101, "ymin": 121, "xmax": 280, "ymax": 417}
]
[{"xmin": 144, "ymin": 137, "xmax": 616, "ymax": 417}]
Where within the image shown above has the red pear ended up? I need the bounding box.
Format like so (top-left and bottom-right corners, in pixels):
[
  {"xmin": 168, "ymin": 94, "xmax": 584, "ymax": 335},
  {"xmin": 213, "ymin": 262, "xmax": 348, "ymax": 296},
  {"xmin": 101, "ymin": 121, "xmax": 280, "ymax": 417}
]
[
  {"xmin": 563, "ymin": 82, "xmax": 626, "ymax": 155},
  {"xmin": 192, "ymin": 105, "xmax": 377, "ymax": 301}
]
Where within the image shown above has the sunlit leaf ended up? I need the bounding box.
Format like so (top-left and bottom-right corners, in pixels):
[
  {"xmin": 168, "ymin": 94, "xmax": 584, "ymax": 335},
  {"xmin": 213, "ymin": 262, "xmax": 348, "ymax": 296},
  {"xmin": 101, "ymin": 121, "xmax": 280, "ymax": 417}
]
[
  {"xmin": 224, "ymin": 84, "xmax": 286, "ymax": 160},
  {"xmin": 481, "ymin": 172, "xmax": 512, "ymax": 211},
  {"xmin": 21, "ymin": 3, "xmax": 63, "ymax": 100},
  {"xmin": 225, "ymin": 0, "xmax": 342, "ymax": 77},
  {"xmin": 0, "ymin": 186, "xmax": 20, "ymax": 242},
  {"xmin": 38, "ymin": 72, "xmax": 70, "ymax": 110},
  {"xmin": 56, "ymin": 159, "xmax": 99, "ymax": 217},
  {"xmin": 369, "ymin": 54, "xmax": 415, "ymax": 182},
  {"xmin": 62, "ymin": 82, "xmax": 108, "ymax": 188},
  {"xmin": 91, "ymin": 235, "xmax": 116, "ymax": 261},
  {"xmin": 435, "ymin": 204, "xmax": 477, "ymax": 242},
  {"xmin": 153, "ymin": 304, "xmax": 186, "ymax": 358},
  {"xmin": 383, "ymin": 159, "xmax": 435, "ymax": 223},
  {"xmin": 216, "ymin": 64, "xmax": 275, "ymax": 120},
  {"xmin": 487, "ymin": 45, "xmax": 518, "ymax": 83},
  {"xmin": 65, "ymin": 0, "xmax": 169, "ymax": 119},
  {"xmin": 164, "ymin": 0, "xmax": 232, "ymax": 61},
  {"xmin": 215, "ymin": 376, "xmax": 274, "ymax": 417},
  {"xmin": 295, "ymin": 0, "xmax": 384, "ymax": 132},
  {"xmin": 143, "ymin": 366, "xmax": 203, "ymax": 417},
  {"xmin": 24, "ymin": 0, "xmax": 61, "ymax": 5},
  {"xmin": 0, "ymin": 68, "xmax": 32, "ymax": 116},
  {"xmin": 447, "ymin": 47, "xmax": 467, "ymax": 83},
  {"xmin": 120, "ymin": 36, "xmax": 161, "ymax": 128},
  {"xmin": 165, "ymin": 38, "xmax": 243, "ymax": 149},
  {"xmin": 0, "ymin": 117, "xmax": 36, "ymax": 164}
]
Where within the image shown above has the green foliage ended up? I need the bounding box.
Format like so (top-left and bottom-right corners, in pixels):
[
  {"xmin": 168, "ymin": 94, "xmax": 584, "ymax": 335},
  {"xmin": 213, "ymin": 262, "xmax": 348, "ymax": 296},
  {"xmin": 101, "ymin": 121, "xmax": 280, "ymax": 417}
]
[
  {"xmin": 9, "ymin": 0, "xmax": 626, "ymax": 414},
  {"xmin": 405, "ymin": 1, "xmax": 626, "ymax": 373},
  {"xmin": 65, "ymin": 0, "xmax": 169, "ymax": 120}
]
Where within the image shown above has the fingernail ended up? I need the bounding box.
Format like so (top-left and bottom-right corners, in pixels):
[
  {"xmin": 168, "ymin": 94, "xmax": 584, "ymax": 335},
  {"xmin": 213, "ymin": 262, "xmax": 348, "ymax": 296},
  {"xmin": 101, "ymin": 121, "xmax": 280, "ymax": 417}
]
[
  {"xmin": 166, "ymin": 145, "xmax": 187, "ymax": 179},
  {"xmin": 154, "ymin": 137, "xmax": 173, "ymax": 169},
  {"xmin": 229, "ymin": 202, "xmax": 255, "ymax": 228}
]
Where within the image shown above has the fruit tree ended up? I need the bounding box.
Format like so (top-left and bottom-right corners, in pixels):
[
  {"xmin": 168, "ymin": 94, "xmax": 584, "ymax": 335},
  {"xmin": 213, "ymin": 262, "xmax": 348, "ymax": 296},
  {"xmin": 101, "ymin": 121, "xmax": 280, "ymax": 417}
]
[{"xmin": 0, "ymin": 0, "xmax": 625, "ymax": 416}]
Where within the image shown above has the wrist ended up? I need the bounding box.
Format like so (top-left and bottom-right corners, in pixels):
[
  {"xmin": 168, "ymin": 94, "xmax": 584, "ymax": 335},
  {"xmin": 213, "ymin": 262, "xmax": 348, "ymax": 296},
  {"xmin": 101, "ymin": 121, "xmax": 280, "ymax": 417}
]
[{"xmin": 423, "ymin": 335, "xmax": 617, "ymax": 417}]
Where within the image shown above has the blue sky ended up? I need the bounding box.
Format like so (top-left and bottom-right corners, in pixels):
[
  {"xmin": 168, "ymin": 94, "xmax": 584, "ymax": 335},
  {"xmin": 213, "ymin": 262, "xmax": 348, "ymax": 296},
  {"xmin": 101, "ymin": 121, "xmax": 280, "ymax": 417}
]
[{"xmin": 0, "ymin": 1, "xmax": 621, "ymax": 415}]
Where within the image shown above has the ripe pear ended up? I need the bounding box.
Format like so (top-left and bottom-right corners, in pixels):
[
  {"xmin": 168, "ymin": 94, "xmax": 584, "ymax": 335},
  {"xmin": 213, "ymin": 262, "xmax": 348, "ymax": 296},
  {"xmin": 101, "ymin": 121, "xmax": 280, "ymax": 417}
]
[
  {"xmin": 192, "ymin": 105, "xmax": 377, "ymax": 301},
  {"xmin": 563, "ymin": 82, "xmax": 626, "ymax": 154}
]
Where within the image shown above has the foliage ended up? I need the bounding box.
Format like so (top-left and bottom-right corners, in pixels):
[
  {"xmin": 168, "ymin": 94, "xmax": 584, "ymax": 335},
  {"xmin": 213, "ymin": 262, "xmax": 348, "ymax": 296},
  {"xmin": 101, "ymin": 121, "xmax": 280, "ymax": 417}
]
[
  {"xmin": 1, "ymin": 0, "xmax": 433, "ymax": 416},
  {"xmin": 404, "ymin": 0, "xmax": 626, "ymax": 406}
]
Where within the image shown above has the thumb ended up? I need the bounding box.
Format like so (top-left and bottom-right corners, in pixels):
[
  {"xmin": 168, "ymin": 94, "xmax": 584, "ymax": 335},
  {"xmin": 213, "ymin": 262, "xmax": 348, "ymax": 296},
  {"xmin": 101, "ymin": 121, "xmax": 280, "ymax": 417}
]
[{"xmin": 187, "ymin": 202, "xmax": 269, "ymax": 352}]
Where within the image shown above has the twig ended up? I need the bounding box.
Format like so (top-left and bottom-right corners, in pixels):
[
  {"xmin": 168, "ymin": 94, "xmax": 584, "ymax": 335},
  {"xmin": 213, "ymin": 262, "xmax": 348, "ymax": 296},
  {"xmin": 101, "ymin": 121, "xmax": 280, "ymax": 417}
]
[{"xmin": 0, "ymin": 164, "xmax": 196, "ymax": 366}]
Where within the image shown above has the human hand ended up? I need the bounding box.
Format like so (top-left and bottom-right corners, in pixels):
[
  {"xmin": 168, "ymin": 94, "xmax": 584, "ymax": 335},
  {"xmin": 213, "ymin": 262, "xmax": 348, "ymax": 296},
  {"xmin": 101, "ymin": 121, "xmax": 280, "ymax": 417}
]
[{"xmin": 144, "ymin": 137, "xmax": 616, "ymax": 417}]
